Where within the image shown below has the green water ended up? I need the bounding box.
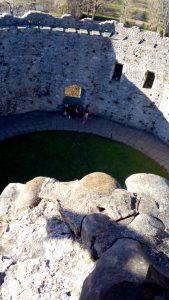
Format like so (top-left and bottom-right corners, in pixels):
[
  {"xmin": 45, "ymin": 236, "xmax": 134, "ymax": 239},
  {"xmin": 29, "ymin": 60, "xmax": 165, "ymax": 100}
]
[{"xmin": 0, "ymin": 131, "xmax": 168, "ymax": 192}]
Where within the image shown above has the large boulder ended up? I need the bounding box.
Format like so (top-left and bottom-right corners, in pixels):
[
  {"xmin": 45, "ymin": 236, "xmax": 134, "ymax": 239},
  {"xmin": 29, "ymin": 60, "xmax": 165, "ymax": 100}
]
[
  {"xmin": 104, "ymin": 188, "xmax": 138, "ymax": 222},
  {"xmin": 127, "ymin": 213, "xmax": 168, "ymax": 247},
  {"xmin": 81, "ymin": 213, "xmax": 124, "ymax": 258},
  {"xmin": 40, "ymin": 172, "xmax": 120, "ymax": 235},
  {"xmin": 15, "ymin": 177, "xmax": 56, "ymax": 213},
  {"xmin": 80, "ymin": 172, "xmax": 120, "ymax": 195},
  {"xmin": 125, "ymin": 174, "xmax": 169, "ymax": 199},
  {"xmin": 80, "ymin": 238, "xmax": 169, "ymax": 300},
  {"xmin": 125, "ymin": 174, "xmax": 169, "ymax": 229}
]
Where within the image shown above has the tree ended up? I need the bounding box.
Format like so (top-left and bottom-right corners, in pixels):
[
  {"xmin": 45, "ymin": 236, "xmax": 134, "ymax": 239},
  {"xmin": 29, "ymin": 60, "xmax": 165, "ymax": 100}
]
[
  {"xmin": 67, "ymin": 0, "xmax": 84, "ymax": 19},
  {"xmin": 52, "ymin": 0, "xmax": 84, "ymax": 19},
  {"xmin": 148, "ymin": 0, "xmax": 169, "ymax": 35},
  {"xmin": 54, "ymin": 0, "xmax": 105, "ymax": 20},
  {"xmin": 0, "ymin": 0, "xmax": 105, "ymax": 20},
  {"xmin": 49, "ymin": 0, "xmax": 67, "ymax": 14},
  {"xmin": 84, "ymin": 0, "xmax": 105, "ymax": 20},
  {"xmin": 120, "ymin": 0, "xmax": 134, "ymax": 24},
  {"xmin": 0, "ymin": 0, "xmax": 14, "ymax": 15},
  {"xmin": 0, "ymin": 0, "xmax": 50, "ymax": 16},
  {"xmin": 0, "ymin": 0, "xmax": 33, "ymax": 15},
  {"xmin": 160, "ymin": 0, "xmax": 169, "ymax": 35}
]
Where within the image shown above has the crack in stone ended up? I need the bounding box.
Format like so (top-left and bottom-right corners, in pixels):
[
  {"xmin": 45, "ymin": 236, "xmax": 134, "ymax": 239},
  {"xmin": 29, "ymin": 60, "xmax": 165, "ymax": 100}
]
[
  {"xmin": 0, "ymin": 272, "xmax": 6, "ymax": 286},
  {"xmin": 136, "ymin": 193, "xmax": 142, "ymax": 212},
  {"xmin": 116, "ymin": 212, "xmax": 139, "ymax": 223},
  {"xmin": 0, "ymin": 260, "xmax": 17, "ymax": 287}
]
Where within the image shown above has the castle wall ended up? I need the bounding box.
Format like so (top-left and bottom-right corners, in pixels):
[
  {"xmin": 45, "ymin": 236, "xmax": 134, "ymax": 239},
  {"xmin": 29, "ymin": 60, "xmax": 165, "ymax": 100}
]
[{"xmin": 0, "ymin": 13, "xmax": 169, "ymax": 144}]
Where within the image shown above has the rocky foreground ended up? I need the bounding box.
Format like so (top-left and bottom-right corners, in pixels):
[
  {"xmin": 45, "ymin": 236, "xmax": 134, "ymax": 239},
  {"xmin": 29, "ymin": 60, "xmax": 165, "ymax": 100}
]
[{"xmin": 1, "ymin": 172, "xmax": 169, "ymax": 299}]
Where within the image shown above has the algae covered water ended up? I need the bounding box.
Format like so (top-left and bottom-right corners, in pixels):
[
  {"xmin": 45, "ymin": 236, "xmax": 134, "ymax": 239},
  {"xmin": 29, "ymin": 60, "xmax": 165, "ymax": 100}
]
[{"xmin": 0, "ymin": 131, "xmax": 168, "ymax": 192}]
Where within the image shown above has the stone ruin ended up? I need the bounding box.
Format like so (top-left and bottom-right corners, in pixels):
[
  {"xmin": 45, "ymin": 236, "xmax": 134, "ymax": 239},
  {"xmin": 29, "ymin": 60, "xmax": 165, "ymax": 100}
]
[
  {"xmin": 0, "ymin": 11, "xmax": 169, "ymax": 300},
  {"xmin": 0, "ymin": 12, "xmax": 168, "ymax": 145},
  {"xmin": 1, "ymin": 172, "xmax": 169, "ymax": 299}
]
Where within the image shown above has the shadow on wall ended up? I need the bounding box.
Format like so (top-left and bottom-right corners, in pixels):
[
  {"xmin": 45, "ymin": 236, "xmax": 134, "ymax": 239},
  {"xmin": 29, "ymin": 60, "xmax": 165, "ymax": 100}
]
[
  {"xmin": 45, "ymin": 209, "xmax": 169, "ymax": 300},
  {"xmin": 108, "ymin": 72, "xmax": 169, "ymax": 145},
  {"xmin": 86, "ymin": 34, "xmax": 169, "ymax": 145},
  {"xmin": 0, "ymin": 22, "xmax": 168, "ymax": 144}
]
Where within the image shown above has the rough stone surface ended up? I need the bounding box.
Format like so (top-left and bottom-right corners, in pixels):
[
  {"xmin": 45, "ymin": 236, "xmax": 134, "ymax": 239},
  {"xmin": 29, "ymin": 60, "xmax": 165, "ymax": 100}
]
[
  {"xmin": 40, "ymin": 172, "xmax": 120, "ymax": 234},
  {"xmin": 81, "ymin": 213, "xmax": 123, "ymax": 258},
  {"xmin": 39, "ymin": 180, "xmax": 78, "ymax": 202},
  {"xmin": 125, "ymin": 173, "xmax": 169, "ymax": 229},
  {"xmin": 80, "ymin": 238, "xmax": 168, "ymax": 300},
  {"xmin": 0, "ymin": 13, "xmax": 168, "ymax": 144},
  {"xmin": 127, "ymin": 213, "xmax": 168, "ymax": 247},
  {"xmin": 15, "ymin": 176, "xmax": 56, "ymax": 213},
  {"xmin": 0, "ymin": 199, "xmax": 95, "ymax": 300},
  {"xmin": 104, "ymin": 188, "xmax": 139, "ymax": 221},
  {"xmin": 125, "ymin": 174, "xmax": 169, "ymax": 197},
  {"xmin": 1, "ymin": 172, "xmax": 169, "ymax": 299},
  {"xmin": 80, "ymin": 172, "xmax": 120, "ymax": 195},
  {"xmin": 0, "ymin": 183, "xmax": 24, "ymax": 221}
]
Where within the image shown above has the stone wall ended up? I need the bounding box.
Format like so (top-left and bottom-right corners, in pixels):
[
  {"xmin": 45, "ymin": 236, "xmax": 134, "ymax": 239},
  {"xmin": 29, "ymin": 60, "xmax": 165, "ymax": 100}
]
[{"xmin": 0, "ymin": 12, "xmax": 169, "ymax": 144}]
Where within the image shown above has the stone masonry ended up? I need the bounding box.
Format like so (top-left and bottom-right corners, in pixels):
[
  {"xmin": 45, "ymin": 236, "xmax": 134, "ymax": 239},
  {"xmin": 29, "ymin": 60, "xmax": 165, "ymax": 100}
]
[{"xmin": 0, "ymin": 12, "xmax": 169, "ymax": 144}]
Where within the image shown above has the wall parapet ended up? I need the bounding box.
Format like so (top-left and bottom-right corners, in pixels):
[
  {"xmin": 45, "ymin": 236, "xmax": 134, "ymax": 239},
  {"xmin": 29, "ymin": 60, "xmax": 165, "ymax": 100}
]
[
  {"xmin": 0, "ymin": 11, "xmax": 169, "ymax": 46},
  {"xmin": 0, "ymin": 11, "xmax": 115, "ymax": 34}
]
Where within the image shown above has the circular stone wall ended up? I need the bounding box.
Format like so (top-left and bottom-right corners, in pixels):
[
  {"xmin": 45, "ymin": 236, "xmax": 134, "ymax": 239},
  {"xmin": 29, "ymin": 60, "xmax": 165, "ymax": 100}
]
[
  {"xmin": 0, "ymin": 13, "xmax": 169, "ymax": 145},
  {"xmin": 0, "ymin": 130, "xmax": 168, "ymax": 192}
]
